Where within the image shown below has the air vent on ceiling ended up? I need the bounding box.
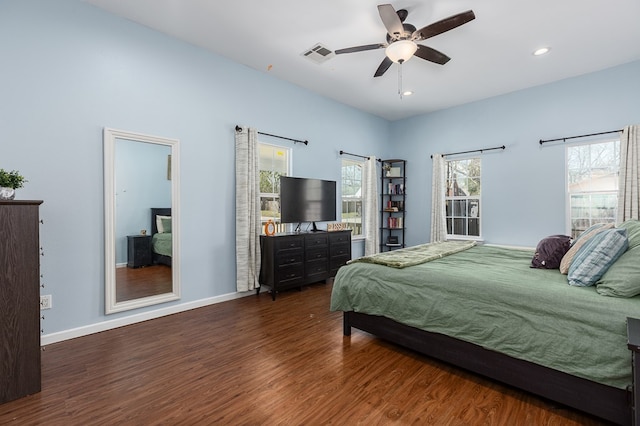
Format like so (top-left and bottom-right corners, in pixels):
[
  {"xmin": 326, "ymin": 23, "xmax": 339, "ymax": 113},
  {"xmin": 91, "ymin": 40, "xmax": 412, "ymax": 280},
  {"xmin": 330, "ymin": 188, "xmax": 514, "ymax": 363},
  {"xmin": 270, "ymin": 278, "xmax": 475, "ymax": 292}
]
[{"xmin": 301, "ymin": 43, "xmax": 335, "ymax": 64}]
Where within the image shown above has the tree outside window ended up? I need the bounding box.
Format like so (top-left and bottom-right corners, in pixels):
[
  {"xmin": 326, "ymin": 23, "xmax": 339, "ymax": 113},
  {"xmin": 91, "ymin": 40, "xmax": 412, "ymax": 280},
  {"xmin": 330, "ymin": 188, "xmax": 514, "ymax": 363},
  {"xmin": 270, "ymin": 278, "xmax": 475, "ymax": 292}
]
[
  {"xmin": 445, "ymin": 158, "xmax": 481, "ymax": 238},
  {"xmin": 259, "ymin": 143, "xmax": 290, "ymax": 232},
  {"xmin": 567, "ymin": 139, "xmax": 619, "ymax": 238},
  {"xmin": 341, "ymin": 159, "xmax": 363, "ymax": 237}
]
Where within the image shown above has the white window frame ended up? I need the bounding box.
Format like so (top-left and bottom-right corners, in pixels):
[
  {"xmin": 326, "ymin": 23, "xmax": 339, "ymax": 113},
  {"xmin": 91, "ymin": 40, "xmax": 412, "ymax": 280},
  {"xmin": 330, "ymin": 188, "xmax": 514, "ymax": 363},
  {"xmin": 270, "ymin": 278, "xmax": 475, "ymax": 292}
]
[
  {"xmin": 566, "ymin": 138, "xmax": 619, "ymax": 238},
  {"xmin": 258, "ymin": 142, "xmax": 291, "ymax": 234},
  {"xmin": 341, "ymin": 158, "xmax": 364, "ymax": 238},
  {"xmin": 445, "ymin": 157, "xmax": 482, "ymax": 240}
]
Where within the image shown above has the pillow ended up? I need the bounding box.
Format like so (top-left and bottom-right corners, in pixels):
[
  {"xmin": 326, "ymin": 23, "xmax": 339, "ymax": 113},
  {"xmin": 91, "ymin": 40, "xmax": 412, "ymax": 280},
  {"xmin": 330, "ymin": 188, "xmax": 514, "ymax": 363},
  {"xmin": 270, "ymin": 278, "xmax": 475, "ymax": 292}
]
[
  {"xmin": 559, "ymin": 222, "xmax": 614, "ymax": 274},
  {"xmin": 618, "ymin": 219, "xmax": 640, "ymax": 250},
  {"xmin": 530, "ymin": 235, "xmax": 571, "ymax": 269},
  {"xmin": 156, "ymin": 215, "xmax": 171, "ymax": 233},
  {"xmin": 596, "ymin": 246, "xmax": 640, "ymax": 297},
  {"xmin": 161, "ymin": 217, "xmax": 172, "ymax": 233},
  {"xmin": 567, "ymin": 228, "xmax": 628, "ymax": 287}
]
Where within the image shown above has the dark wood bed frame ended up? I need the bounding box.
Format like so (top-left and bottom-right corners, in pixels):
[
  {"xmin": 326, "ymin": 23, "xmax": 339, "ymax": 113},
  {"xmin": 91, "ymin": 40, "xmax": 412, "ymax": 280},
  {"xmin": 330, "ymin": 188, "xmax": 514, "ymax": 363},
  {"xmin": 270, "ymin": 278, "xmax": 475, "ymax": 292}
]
[
  {"xmin": 343, "ymin": 311, "xmax": 640, "ymax": 425},
  {"xmin": 150, "ymin": 207, "xmax": 172, "ymax": 267}
]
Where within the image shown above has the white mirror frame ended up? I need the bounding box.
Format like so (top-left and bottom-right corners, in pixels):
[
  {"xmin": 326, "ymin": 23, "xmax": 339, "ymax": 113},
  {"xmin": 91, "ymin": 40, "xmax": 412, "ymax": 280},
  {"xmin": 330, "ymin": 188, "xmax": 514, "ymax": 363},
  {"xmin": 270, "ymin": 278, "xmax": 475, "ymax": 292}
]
[{"xmin": 104, "ymin": 127, "xmax": 181, "ymax": 314}]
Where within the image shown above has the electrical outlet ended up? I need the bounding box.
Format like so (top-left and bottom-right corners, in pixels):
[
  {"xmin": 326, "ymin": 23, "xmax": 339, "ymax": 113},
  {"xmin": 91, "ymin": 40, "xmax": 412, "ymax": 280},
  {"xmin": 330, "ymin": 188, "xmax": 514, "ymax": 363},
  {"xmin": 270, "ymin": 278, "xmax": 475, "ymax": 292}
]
[{"xmin": 40, "ymin": 295, "xmax": 52, "ymax": 310}]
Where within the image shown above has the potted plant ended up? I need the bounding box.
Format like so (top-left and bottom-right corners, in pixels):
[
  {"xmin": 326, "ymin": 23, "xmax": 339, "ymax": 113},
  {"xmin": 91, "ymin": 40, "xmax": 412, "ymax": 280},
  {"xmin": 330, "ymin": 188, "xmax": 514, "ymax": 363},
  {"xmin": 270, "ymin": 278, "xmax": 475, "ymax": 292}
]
[{"xmin": 0, "ymin": 169, "xmax": 27, "ymax": 200}]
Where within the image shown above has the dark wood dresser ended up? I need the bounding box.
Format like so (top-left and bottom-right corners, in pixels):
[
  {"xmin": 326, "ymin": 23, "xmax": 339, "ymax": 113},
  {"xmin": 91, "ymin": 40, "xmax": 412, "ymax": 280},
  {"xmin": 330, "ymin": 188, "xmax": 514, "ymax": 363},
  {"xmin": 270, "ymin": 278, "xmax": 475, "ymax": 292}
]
[
  {"xmin": 0, "ymin": 200, "xmax": 43, "ymax": 404},
  {"xmin": 259, "ymin": 230, "xmax": 351, "ymax": 300}
]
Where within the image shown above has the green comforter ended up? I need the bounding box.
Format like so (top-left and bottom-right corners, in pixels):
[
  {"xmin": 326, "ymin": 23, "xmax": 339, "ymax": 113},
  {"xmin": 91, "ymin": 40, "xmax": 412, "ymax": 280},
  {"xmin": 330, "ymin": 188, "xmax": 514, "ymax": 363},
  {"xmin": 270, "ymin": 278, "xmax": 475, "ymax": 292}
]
[
  {"xmin": 152, "ymin": 233, "xmax": 172, "ymax": 257},
  {"xmin": 330, "ymin": 244, "xmax": 640, "ymax": 389}
]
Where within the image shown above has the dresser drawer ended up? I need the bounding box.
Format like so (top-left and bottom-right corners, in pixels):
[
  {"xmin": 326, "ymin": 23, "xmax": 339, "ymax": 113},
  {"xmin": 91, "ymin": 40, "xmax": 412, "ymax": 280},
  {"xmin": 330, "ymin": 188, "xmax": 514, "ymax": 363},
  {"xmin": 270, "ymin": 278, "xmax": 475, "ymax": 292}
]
[
  {"xmin": 305, "ymin": 234, "xmax": 328, "ymax": 248},
  {"xmin": 306, "ymin": 246, "xmax": 328, "ymax": 262},
  {"xmin": 275, "ymin": 236, "xmax": 304, "ymax": 251},
  {"xmin": 306, "ymin": 259, "xmax": 329, "ymax": 281},
  {"xmin": 330, "ymin": 243, "xmax": 350, "ymax": 259},
  {"xmin": 329, "ymin": 231, "xmax": 351, "ymax": 245},
  {"xmin": 276, "ymin": 251, "xmax": 304, "ymax": 266},
  {"xmin": 276, "ymin": 264, "xmax": 304, "ymax": 287},
  {"xmin": 330, "ymin": 256, "xmax": 351, "ymax": 276}
]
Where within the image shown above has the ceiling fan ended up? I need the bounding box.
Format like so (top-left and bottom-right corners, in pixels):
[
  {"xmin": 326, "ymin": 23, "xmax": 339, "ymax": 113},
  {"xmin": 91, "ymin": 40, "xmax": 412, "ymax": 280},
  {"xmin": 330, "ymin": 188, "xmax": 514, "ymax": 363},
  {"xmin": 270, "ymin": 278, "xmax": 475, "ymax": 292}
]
[{"xmin": 335, "ymin": 4, "xmax": 475, "ymax": 77}]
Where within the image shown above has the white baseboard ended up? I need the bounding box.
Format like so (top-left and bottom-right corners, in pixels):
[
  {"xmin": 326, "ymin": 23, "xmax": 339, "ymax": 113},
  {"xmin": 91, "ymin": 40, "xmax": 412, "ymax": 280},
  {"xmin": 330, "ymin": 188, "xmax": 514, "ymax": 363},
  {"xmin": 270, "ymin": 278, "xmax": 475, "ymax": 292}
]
[{"xmin": 40, "ymin": 290, "xmax": 256, "ymax": 346}]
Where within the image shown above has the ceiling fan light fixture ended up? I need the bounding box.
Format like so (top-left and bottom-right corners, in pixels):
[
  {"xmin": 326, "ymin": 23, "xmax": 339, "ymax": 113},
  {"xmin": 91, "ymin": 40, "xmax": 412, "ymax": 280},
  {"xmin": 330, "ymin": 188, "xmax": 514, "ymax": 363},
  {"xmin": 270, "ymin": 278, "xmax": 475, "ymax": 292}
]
[
  {"xmin": 533, "ymin": 47, "xmax": 551, "ymax": 56},
  {"xmin": 385, "ymin": 40, "xmax": 417, "ymax": 63}
]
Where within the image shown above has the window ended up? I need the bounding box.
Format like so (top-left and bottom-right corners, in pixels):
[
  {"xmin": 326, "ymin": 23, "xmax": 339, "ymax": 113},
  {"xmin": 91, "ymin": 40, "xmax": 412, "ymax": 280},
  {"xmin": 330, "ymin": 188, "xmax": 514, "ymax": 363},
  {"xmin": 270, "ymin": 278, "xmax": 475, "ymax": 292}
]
[
  {"xmin": 259, "ymin": 143, "xmax": 290, "ymax": 232},
  {"xmin": 567, "ymin": 139, "xmax": 619, "ymax": 238},
  {"xmin": 341, "ymin": 159, "xmax": 363, "ymax": 237},
  {"xmin": 445, "ymin": 157, "xmax": 481, "ymax": 238}
]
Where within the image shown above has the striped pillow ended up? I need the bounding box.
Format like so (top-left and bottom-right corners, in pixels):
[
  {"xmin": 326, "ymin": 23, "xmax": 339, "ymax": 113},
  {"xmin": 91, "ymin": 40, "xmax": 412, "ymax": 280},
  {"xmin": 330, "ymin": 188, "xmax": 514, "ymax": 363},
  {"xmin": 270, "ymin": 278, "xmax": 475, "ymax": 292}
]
[
  {"xmin": 559, "ymin": 223, "xmax": 614, "ymax": 274},
  {"xmin": 568, "ymin": 228, "xmax": 628, "ymax": 287}
]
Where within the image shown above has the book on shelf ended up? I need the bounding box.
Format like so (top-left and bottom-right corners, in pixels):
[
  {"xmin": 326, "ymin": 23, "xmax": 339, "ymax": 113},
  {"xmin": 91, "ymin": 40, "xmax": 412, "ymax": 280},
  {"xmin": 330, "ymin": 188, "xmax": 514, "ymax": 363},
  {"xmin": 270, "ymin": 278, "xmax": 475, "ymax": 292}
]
[
  {"xmin": 387, "ymin": 183, "xmax": 405, "ymax": 195},
  {"xmin": 387, "ymin": 216, "xmax": 403, "ymax": 228}
]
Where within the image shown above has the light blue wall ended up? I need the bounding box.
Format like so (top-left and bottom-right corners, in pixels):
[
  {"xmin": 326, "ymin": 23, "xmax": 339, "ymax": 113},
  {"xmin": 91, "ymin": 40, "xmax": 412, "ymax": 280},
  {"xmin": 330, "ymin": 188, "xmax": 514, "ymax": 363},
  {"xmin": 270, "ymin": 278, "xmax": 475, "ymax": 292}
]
[
  {"xmin": 2, "ymin": 0, "xmax": 639, "ymax": 338},
  {"xmin": 1, "ymin": 0, "xmax": 388, "ymax": 335},
  {"xmin": 391, "ymin": 60, "xmax": 640, "ymax": 248}
]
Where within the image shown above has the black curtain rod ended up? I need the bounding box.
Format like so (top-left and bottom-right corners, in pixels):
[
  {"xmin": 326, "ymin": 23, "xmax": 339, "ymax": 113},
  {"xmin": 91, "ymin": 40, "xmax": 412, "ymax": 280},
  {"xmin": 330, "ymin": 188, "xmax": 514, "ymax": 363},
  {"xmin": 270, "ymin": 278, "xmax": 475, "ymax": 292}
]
[
  {"xmin": 539, "ymin": 129, "xmax": 622, "ymax": 145},
  {"xmin": 339, "ymin": 150, "xmax": 370, "ymax": 160},
  {"xmin": 431, "ymin": 145, "xmax": 505, "ymax": 159},
  {"xmin": 235, "ymin": 125, "xmax": 308, "ymax": 145}
]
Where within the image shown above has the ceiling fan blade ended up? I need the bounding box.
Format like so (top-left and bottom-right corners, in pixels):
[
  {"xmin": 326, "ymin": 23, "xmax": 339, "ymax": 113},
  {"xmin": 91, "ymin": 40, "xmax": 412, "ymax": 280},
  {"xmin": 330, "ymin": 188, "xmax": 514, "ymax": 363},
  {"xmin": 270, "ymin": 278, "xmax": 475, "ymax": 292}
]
[
  {"xmin": 378, "ymin": 4, "xmax": 404, "ymax": 40},
  {"xmin": 374, "ymin": 57, "xmax": 393, "ymax": 77},
  {"xmin": 414, "ymin": 44, "xmax": 451, "ymax": 65},
  {"xmin": 334, "ymin": 43, "xmax": 386, "ymax": 55},
  {"xmin": 412, "ymin": 10, "xmax": 475, "ymax": 41}
]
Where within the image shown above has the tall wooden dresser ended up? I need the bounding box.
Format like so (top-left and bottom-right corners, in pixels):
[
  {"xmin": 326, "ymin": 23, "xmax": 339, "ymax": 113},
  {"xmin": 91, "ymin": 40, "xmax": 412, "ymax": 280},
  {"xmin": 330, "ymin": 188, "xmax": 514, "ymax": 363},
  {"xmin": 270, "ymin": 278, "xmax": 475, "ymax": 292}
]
[{"xmin": 0, "ymin": 200, "xmax": 43, "ymax": 404}]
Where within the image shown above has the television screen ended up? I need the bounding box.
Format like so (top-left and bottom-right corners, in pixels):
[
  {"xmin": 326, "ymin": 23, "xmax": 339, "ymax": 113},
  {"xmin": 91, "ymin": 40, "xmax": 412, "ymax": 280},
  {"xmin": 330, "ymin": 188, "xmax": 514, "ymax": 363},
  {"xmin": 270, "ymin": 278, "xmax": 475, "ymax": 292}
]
[{"xmin": 280, "ymin": 176, "xmax": 336, "ymax": 225}]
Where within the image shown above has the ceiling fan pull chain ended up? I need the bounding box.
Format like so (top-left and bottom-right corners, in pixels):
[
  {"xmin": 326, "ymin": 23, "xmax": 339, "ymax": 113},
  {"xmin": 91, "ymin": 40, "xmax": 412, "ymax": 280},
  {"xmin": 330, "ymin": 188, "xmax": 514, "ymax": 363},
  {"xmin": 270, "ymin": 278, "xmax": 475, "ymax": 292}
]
[{"xmin": 398, "ymin": 62, "xmax": 403, "ymax": 99}]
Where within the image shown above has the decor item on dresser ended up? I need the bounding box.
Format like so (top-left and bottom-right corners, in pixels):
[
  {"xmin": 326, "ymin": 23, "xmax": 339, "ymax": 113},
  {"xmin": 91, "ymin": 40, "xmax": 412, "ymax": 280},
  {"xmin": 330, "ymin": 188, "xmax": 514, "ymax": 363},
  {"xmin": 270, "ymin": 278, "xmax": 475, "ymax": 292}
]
[
  {"xmin": 0, "ymin": 200, "xmax": 43, "ymax": 404},
  {"xmin": 331, "ymin": 231, "xmax": 640, "ymax": 425},
  {"xmin": 0, "ymin": 169, "xmax": 27, "ymax": 200},
  {"xmin": 259, "ymin": 230, "xmax": 351, "ymax": 300},
  {"xmin": 380, "ymin": 159, "xmax": 406, "ymax": 251}
]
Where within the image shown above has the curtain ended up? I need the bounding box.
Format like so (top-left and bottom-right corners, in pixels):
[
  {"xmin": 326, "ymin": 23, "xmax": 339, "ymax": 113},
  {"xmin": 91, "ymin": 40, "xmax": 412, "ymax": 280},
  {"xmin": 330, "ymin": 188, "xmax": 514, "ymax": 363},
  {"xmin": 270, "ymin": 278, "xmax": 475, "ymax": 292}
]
[
  {"xmin": 363, "ymin": 156, "xmax": 379, "ymax": 255},
  {"xmin": 235, "ymin": 126, "xmax": 261, "ymax": 292},
  {"xmin": 617, "ymin": 125, "xmax": 640, "ymax": 223},
  {"xmin": 430, "ymin": 154, "xmax": 447, "ymax": 242}
]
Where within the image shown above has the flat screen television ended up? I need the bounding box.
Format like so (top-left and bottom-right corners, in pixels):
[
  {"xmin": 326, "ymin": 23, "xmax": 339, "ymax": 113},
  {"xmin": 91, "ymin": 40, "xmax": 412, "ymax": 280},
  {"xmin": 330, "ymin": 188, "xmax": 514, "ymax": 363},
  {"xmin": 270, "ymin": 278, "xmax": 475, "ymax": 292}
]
[{"xmin": 280, "ymin": 176, "xmax": 336, "ymax": 232}]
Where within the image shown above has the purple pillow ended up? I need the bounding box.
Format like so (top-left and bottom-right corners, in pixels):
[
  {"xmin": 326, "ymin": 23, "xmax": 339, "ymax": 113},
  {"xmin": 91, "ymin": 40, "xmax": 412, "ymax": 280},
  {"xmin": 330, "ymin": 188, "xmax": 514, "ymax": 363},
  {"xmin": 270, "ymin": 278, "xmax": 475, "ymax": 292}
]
[{"xmin": 531, "ymin": 235, "xmax": 572, "ymax": 269}]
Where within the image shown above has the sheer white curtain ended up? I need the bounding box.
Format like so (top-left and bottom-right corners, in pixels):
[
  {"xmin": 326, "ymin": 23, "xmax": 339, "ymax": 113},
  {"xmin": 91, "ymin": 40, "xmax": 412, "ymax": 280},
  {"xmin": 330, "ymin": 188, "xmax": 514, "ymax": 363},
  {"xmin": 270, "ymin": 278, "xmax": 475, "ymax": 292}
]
[
  {"xmin": 617, "ymin": 125, "xmax": 640, "ymax": 222},
  {"xmin": 363, "ymin": 156, "xmax": 379, "ymax": 255},
  {"xmin": 430, "ymin": 154, "xmax": 447, "ymax": 242},
  {"xmin": 235, "ymin": 126, "xmax": 261, "ymax": 292}
]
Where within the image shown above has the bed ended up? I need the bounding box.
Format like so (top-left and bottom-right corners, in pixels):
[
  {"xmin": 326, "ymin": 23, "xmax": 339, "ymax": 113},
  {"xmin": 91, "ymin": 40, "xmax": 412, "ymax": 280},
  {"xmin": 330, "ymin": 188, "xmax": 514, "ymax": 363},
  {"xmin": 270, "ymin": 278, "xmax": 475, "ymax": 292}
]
[
  {"xmin": 330, "ymin": 235, "xmax": 640, "ymax": 425},
  {"xmin": 150, "ymin": 208, "xmax": 172, "ymax": 266}
]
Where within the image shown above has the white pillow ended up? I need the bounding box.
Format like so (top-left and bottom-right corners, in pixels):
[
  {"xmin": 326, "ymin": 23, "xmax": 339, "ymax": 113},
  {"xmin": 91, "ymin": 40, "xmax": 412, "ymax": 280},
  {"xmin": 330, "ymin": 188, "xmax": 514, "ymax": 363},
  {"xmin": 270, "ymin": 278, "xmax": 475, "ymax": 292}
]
[{"xmin": 156, "ymin": 215, "xmax": 171, "ymax": 233}]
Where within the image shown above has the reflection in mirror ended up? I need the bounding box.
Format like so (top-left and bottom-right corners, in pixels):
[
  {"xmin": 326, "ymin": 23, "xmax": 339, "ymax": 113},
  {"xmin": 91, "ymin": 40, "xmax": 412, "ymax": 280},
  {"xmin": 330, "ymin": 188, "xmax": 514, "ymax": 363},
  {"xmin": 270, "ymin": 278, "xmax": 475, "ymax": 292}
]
[{"xmin": 104, "ymin": 128, "xmax": 180, "ymax": 314}]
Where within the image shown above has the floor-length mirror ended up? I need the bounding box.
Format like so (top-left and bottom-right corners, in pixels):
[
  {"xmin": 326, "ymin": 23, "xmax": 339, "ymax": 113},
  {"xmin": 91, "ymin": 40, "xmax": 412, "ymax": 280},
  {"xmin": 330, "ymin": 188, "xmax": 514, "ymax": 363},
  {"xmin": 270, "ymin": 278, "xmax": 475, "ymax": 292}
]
[{"xmin": 104, "ymin": 128, "xmax": 180, "ymax": 314}]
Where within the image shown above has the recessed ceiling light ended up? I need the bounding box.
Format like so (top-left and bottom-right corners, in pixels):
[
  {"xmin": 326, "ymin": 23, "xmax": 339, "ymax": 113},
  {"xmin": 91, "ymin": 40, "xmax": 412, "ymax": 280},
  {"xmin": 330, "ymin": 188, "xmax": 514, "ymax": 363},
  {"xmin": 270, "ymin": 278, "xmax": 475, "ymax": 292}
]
[
  {"xmin": 402, "ymin": 91, "xmax": 413, "ymax": 96},
  {"xmin": 533, "ymin": 47, "xmax": 550, "ymax": 56}
]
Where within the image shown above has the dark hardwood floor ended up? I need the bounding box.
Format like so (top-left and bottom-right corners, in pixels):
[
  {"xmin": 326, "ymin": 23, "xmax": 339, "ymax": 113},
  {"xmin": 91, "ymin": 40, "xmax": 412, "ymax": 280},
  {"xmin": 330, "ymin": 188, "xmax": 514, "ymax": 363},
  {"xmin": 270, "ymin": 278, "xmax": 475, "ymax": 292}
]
[
  {"xmin": 1, "ymin": 282, "xmax": 610, "ymax": 425},
  {"xmin": 116, "ymin": 265, "xmax": 172, "ymax": 302}
]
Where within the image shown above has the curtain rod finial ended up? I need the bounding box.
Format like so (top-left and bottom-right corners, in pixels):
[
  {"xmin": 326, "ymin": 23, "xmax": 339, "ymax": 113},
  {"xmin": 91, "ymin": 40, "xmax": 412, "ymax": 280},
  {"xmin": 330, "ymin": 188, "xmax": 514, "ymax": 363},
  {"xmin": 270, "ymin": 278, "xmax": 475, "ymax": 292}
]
[{"xmin": 235, "ymin": 125, "xmax": 242, "ymax": 132}]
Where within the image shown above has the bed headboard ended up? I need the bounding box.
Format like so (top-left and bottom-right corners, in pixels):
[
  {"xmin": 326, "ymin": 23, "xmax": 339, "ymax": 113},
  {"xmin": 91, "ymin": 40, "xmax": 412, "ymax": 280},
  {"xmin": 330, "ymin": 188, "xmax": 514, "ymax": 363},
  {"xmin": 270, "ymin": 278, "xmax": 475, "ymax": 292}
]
[{"xmin": 151, "ymin": 208, "xmax": 171, "ymax": 235}]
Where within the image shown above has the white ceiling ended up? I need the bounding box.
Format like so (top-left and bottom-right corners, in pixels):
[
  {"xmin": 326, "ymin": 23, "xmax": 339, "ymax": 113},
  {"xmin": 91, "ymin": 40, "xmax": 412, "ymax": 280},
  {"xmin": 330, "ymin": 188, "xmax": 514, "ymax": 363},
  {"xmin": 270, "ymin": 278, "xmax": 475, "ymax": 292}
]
[{"xmin": 85, "ymin": 0, "xmax": 640, "ymax": 121}]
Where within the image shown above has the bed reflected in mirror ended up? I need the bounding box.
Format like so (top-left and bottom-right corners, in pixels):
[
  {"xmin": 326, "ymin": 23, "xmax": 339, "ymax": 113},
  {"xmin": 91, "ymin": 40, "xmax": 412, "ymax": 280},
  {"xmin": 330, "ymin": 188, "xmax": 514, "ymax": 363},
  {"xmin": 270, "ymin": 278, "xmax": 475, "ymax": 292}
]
[{"xmin": 104, "ymin": 128, "xmax": 180, "ymax": 314}]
